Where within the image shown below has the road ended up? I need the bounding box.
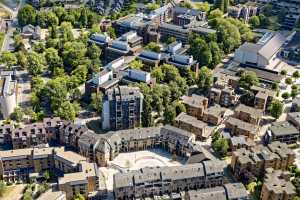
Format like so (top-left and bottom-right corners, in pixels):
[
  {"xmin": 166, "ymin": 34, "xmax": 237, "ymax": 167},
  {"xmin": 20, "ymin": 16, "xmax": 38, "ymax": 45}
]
[{"xmin": 0, "ymin": 0, "xmax": 25, "ymax": 52}]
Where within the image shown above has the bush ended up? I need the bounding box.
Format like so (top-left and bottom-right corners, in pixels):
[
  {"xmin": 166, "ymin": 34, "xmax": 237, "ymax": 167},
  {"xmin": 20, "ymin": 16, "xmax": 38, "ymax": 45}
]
[
  {"xmin": 281, "ymin": 92, "xmax": 290, "ymax": 99},
  {"xmin": 285, "ymin": 77, "xmax": 293, "ymax": 85},
  {"xmin": 281, "ymin": 70, "xmax": 287, "ymax": 76}
]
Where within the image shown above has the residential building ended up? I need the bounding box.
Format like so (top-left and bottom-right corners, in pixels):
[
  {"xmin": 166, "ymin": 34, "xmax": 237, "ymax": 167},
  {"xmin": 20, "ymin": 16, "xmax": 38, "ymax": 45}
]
[
  {"xmin": 221, "ymin": 132, "xmax": 255, "ymax": 155},
  {"xmin": 225, "ymin": 117, "xmax": 259, "ymax": 140},
  {"xmin": 260, "ymin": 168, "xmax": 296, "ymax": 200},
  {"xmin": 186, "ymin": 183, "xmax": 249, "ymax": 200},
  {"xmin": 85, "ymin": 57, "xmax": 127, "ymax": 97},
  {"xmin": 172, "ymin": 6, "xmax": 206, "ymax": 26},
  {"xmin": 0, "ymin": 72, "xmax": 17, "ymax": 119},
  {"xmin": 137, "ymin": 50, "xmax": 165, "ymax": 70},
  {"xmin": 86, "ymin": 125, "xmax": 198, "ymax": 167},
  {"xmin": 58, "ymin": 122, "xmax": 88, "ymax": 148},
  {"xmin": 275, "ymin": 0, "xmax": 300, "ymax": 30},
  {"xmin": 166, "ymin": 54, "xmax": 199, "ymax": 73},
  {"xmin": 159, "ymin": 23, "xmax": 190, "ymax": 44},
  {"xmin": 251, "ymin": 85, "xmax": 276, "ymax": 111},
  {"xmin": 174, "ymin": 112, "xmax": 211, "ymax": 140},
  {"xmin": 291, "ymin": 97, "xmax": 300, "ymax": 112},
  {"xmin": 11, "ymin": 123, "xmax": 47, "ymax": 149},
  {"xmin": 234, "ymin": 32, "xmax": 286, "ymax": 68},
  {"xmin": 282, "ymin": 30, "xmax": 300, "ymax": 62},
  {"xmin": 123, "ymin": 69, "xmax": 153, "ymax": 85},
  {"xmin": 88, "ymin": 33, "xmax": 111, "ymax": 48},
  {"xmin": 113, "ymin": 160, "xmax": 225, "ymax": 200},
  {"xmin": 202, "ymin": 105, "xmax": 226, "ymax": 125},
  {"xmin": 21, "ymin": 24, "xmax": 41, "ymax": 40},
  {"xmin": 231, "ymin": 142, "xmax": 295, "ymax": 182},
  {"xmin": 214, "ymin": 72, "xmax": 240, "ymax": 90},
  {"xmin": 265, "ymin": 121, "xmax": 299, "ymax": 144},
  {"xmin": 181, "ymin": 94, "xmax": 208, "ymax": 119},
  {"xmin": 102, "ymin": 86, "xmax": 143, "ymax": 130},
  {"xmin": 287, "ymin": 112, "xmax": 300, "ymax": 129},
  {"xmin": 105, "ymin": 31, "xmax": 143, "ymax": 62},
  {"xmin": 0, "ymin": 147, "xmax": 99, "ymax": 200},
  {"xmin": 208, "ymin": 87, "xmax": 239, "ymax": 107},
  {"xmin": 228, "ymin": 4, "xmax": 258, "ymax": 22},
  {"xmin": 234, "ymin": 104, "xmax": 263, "ymax": 125}
]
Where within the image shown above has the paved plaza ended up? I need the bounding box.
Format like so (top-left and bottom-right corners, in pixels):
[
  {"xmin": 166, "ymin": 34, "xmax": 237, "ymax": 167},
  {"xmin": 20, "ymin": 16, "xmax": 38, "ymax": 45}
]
[{"xmin": 99, "ymin": 149, "xmax": 185, "ymax": 191}]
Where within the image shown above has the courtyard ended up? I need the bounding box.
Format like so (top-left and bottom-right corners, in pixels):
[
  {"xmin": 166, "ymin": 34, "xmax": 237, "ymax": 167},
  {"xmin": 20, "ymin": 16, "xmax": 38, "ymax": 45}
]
[{"xmin": 99, "ymin": 149, "xmax": 185, "ymax": 191}]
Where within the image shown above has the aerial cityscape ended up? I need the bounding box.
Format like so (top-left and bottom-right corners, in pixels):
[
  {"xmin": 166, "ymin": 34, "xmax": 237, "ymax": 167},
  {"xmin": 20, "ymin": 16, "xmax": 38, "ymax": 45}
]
[{"xmin": 0, "ymin": 0, "xmax": 299, "ymax": 199}]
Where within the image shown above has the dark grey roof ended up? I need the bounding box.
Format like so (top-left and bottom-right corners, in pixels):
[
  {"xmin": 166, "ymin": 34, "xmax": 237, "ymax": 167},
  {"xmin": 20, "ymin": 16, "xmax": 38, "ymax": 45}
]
[
  {"xmin": 173, "ymin": 6, "xmax": 205, "ymax": 16},
  {"xmin": 258, "ymin": 33, "xmax": 286, "ymax": 60},
  {"xmin": 224, "ymin": 183, "xmax": 248, "ymax": 199},
  {"xmin": 269, "ymin": 121, "xmax": 299, "ymax": 137},
  {"xmin": 285, "ymin": 31, "xmax": 300, "ymax": 49},
  {"xmin": 187, "ymin": 187, "xmax": 226, "ymax": 200}
]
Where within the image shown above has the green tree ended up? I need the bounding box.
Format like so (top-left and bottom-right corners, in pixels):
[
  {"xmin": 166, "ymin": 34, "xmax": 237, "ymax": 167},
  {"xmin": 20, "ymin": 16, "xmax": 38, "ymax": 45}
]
[
  {"xmin": 107, "ymin": 26, "xmax": 116, "ymax": 39},
  {"xmin": 239, "ymin": 70, "xmax": 259, "ymax": 90},
  {"xmin": 151, "ymin": 67, "xmax": 164, "ymax": 82},
  {"xmin": 55, "ymin": 101, "xmax": 80, "ymax": 121},
  {"xmin": 249, "ymin": 16, "xmax": 260, "ymax": 28},
  {"xmin": 179, "ymin": 1, "xmax": 193, "ymax": 9},
  {"xmin": 269, "ymin": 99, "xmax": 283, "ymax": 119},
  {"xmin": 212, "ymin": 133, "xmax": 229, "ymax": 157},
  {"xmin": 87, "ymin": 43, "xmax": 102, "ymax": 60},
  {"xmin": 23, "ymin": 192, "xmax": 33, "ymax": 200},
  {"xmin": 293, "ymin": 71, "xmax": 300, "ymax": 79},
  {"xmin": 45, "ymin": 48, "xmax": 63, "ymax": 73},
  {"xmin": 215, "ymin": 0, "xmax": 224, "ymax": 12},
  {"xmin": 215, "ymin": 18, "xmax": 241, "ymax": 53},
  {"xmin": 58, "ymin": 22, "xmax": 74, "ymax": 42},
  {"xmin": 209, "ymin": 41, "xmax": 223, "ymax": 67},
  {"xmin": 91, "ymin": 24, "xmax": 101, "ymax": 34},
  {"xmin": 189, "ymin": 36, "xmax": 212, "ymax": 66},
  {"xmin": 161, "ymin": 64, "xmax": 181, "ymax": 83},
  {"xmin": 129, "ymin": 59, "xmax": 143, "ymax": 70},
  {"xmin": 145, "ymin": 42, "xmax": 160, "ymax": 52},
  {"xmin": 281, "ymin": 92, "xmax": 290, "ymax": 99},
  {"xmin": 174, "ymin": 101, "xmax": 186, "ymax": 115},
  {"xmin": 209, "ymin": 9, "xmax": 223, "ymax": 19},
  {"xmin": 16, "ymin": 51, "xmax": 28, "ymax": 69},
  {"xmin": 27, "ymin": 52, "xmax": 46, "ymax": 76},
  {"xmin": 281, "ymin": 69, "xmax": 287, "ymax": 76},
  {"xmin": 18, "ymin": 5, "xmax": 36, "ymax": 26},
  {"xmin": 246, "ymin": 181, "xmax": 262, "ymax": 200},
  {"xmin": 285, "ymin": 77, "xmax": 293, "ymax": 85},
  {"xmin": 272, "ymin": 82, "xmax": 279, "ymax": 91},
  {"xmin": 0, "ymin": 181, "xmax": 6, "ymax": 197},
  {"xmin": 13, "ymin": 34, "xmax": 25, "ymax": 51},
  {"xmin": 10, "ymin": 107, "xmax": 24, "ymax": 122},
  {"xmin": 0, "ymin": 51, "xmax": 17, "ymax": 69},
  {"xmin": 74, "ymin": 193, "xmax": 85, "ymax": 200},
  {"xmin": 79, "ymin": 8, "xmax": 88, "ymax": 27},
  {"xmin": 166, "ymin": 37, "xmax": 176, "ymax": 44},
  {"xmin": 36, "ymin": 11, "xmax": 59, "ymax": 28},
  {"xmin": 43, "ymin": 171, "xmax": 50, "ymax": 182},
  {"xmin": 195, "ymin": 2, "xmax": 210, "ymax": 12},
  {"xmin": 62, "ymin": 41, "xmax": 87, "ymax": 70},
  {"xmin": 90, "ymin": 91, "xmax": 103, "ymax": 113},
  {"xmin": 146, "ymin": 3, "xmax": 160, "ymax": 10},
  {"xmin": 164, "ymin": 105, "xmax": 176, "ymax": 124},
  {"xmin": 223, "ymin": 0, "xmax": 229, "ymax": 13},
  {"xmin": 33, "ymin": 42, "xmax": 46, "ymax": 53},
  {"xmin": 292, "ymin": 88, "xmax": 299, "ymax": 99},
  {"xmin": 197, "ymin": 66, "xmax": 213, "ymax": 91},
  {"xmin": 142, "ymin": 95, "xmax": 153, "ymax": 127}
]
